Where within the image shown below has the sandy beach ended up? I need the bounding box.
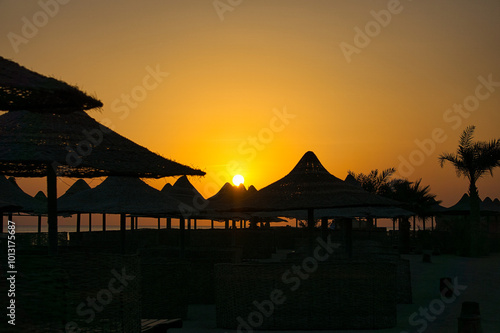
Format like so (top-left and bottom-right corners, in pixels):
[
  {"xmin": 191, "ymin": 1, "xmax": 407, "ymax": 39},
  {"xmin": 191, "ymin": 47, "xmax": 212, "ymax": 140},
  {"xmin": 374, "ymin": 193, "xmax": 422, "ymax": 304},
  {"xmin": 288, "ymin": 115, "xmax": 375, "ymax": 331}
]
[{"xmin": 171, "ymin": 253, "xmax": 500, "ymax": 333}]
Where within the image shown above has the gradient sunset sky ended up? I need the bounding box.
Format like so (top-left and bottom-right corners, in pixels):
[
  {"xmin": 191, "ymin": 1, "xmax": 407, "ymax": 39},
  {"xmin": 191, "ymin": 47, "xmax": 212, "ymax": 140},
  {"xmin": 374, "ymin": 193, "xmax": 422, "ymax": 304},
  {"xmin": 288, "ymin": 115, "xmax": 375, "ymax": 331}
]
[{"xmin": 1, "ymin": 0, "xmax": 499, "ymax": 206}]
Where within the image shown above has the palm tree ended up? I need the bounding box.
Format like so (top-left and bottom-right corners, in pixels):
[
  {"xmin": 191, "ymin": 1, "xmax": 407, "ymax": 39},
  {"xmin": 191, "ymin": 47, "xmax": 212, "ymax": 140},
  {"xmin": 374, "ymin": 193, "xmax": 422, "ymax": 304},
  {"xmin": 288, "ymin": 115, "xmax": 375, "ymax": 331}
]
[
  {"xmin": 439, "ymin": 125, "xmax": 500, "ymax": 256},
  {"xmin": 348, "ymin": 168, "xmax": 396, "ymax": 228},
  {"xmin": 348, "ymin": 168, "xmax": 396, "ymax": 197}
]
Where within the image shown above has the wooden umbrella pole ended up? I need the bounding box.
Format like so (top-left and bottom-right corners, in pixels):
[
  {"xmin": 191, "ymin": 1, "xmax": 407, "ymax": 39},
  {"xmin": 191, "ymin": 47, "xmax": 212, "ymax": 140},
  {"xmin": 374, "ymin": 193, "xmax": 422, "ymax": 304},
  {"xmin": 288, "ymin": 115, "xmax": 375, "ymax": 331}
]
[{"xmin": 47, "ymin": 164, "xmax": 58, "ymax": 255}]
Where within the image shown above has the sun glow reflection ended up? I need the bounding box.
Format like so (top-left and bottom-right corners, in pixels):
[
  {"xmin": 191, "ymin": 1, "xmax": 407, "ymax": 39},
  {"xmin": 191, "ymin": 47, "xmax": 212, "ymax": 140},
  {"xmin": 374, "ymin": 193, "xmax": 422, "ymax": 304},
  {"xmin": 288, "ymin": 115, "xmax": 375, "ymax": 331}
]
[{"xmin": 232, "ymin": 174, "xmax": 244, "ymax": 186}]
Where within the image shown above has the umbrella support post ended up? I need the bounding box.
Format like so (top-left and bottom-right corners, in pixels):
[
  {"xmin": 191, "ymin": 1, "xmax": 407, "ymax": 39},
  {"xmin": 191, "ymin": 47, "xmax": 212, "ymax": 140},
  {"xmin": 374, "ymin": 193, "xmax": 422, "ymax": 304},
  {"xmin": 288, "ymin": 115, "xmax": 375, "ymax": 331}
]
[
  {"xmin": 179, "ymin": 217, "xmax": 185, "ymax": 258},
  {"xmin": 102, "ymin": 214, "xmax": 106, "ymax": 232},
  {"xmin": 167, "ymin": 217, "xmax": 171, "ymax": 229},
  {"xmin": 47, "ymin": 164, "xmax": 58, "ymax": 255},
  {"xmin": 76, "ymin": 213, "xmax": 81, "ymax": 233},
  {"xmin": 120, "ymin": 213, "xmax": 126, "ymax": 253}
]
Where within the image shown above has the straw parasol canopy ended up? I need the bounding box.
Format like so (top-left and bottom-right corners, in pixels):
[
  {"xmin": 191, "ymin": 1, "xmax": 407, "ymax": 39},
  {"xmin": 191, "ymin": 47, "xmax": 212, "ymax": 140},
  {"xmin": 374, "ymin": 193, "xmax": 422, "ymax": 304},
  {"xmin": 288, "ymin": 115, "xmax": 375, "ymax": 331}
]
[
  {"xmin": 0, "ymin": 56, "xmax": 102, "ymax": 113},
  {"xmin": 168, "ymin": 175, "xmax": 206, "ymax": 207},
  {"xmin": 239, "ymin": 151, "xmax": 399, "ymax": 212},
  {"xmin": 58, "ymin": 176, "xmax": 189, "ymax": 216},
  {"xmin": 57, "ymin": 179, "xmax": 91, "ymax": 202},
  {"xmin": 0, "ymin": 110, "xmax": 205, "ymax": 178},
  {"xmin": 0, "ymin": 57, "xmax": 205, "ymax": 253},
  {"xmin": 443, "ymin": 194, "xmax": 500, "ymax": 215},
  {"xmin": 0, "ymin": 175, "xmax": 42, "ymax": 213}
]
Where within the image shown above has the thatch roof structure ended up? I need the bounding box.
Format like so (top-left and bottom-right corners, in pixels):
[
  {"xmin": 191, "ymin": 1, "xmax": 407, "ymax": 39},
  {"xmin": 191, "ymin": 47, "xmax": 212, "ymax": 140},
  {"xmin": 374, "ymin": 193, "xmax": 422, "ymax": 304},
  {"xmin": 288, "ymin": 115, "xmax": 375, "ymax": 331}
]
[
  {"xmin": 58, "ymin": 179, "xmax": 91, "ymax": 202},
  {"xmin": 58, "ymin": 176, "xmax": 189, "ymax": 216},
  {"xmin": 0, "ymin": 110, "xmax": 205, "ymax": 178},
  {"xmin": 482, "ymin": 197, "xmax": 500, "ymax": 213},
  {"xmin": 239, "ymin": 151, "xmax": 398, "ymax": 211},
  {"xmin": 0, "ymin": 175, "xmax": 42, "ymax": 212},
  {"xmin": 206, "ymin": 182, "xmax": 251, "ymax": 211},
  {"xmin": 168, "ymin": 175, "xmax": 206, "ymax": 206},
  {"xmin": 161, "ymin": 182, "xmax": 173, "ymax": 194},
  {"xmin": 0, "ymin": 57, "xmax": 205, "ymax": 253},
  {"xmin": 444, "ymin": 194, "xmax": 500, "ymax": 215},
  {"xmin": 0, "ymin": 56, "xmax": 102, "ymax": 113}
]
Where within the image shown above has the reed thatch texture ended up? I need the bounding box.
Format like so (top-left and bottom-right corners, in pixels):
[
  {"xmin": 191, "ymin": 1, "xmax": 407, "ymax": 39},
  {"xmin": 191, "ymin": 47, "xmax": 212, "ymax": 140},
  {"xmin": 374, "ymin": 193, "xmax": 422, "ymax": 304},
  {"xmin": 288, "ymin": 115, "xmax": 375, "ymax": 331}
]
[
  {"xmin": 239, "ymin": 151, "xmax": 398, "ymax": 211},
  {"xmin": 0, "ymin": 110, "xmax": 205, "ymax": 178},
  {"xmin": 58, "ymin": 176, "xmax": 189, "ymax": 215},
  {"xmin": 0, "ymin": 175, "xmax": 41, "ymax": 212},
  {"xmin": 0, "ymin": 56, "xmax": 102, "ymax": 112},
  {"xmin": 168, "ymin": 175, "xmax": 206, "ymax": 206},
  {"xmin": 58, "ymin": 179, "xmax": 91, "ymax": 202}
]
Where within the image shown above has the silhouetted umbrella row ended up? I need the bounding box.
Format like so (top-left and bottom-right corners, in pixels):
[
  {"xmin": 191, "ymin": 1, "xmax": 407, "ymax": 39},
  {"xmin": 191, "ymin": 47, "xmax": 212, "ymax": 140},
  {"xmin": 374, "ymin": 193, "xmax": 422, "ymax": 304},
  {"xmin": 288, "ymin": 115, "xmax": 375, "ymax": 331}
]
[
  {"xmin": 0, "ymin": 56, "xmax": 205, "ymax": 253},
  {"xmin": 58, "ymin": 176, "xmax": 191, "ymax": 216},
  {"xmin": 443, "ymin": 193, "xmax": 500, "ymax": 215}
]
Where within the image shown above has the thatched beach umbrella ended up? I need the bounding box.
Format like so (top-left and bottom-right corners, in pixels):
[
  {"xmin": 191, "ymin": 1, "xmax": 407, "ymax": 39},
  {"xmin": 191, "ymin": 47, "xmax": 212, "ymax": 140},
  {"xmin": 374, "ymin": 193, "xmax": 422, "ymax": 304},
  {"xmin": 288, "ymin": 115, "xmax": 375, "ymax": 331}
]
[
  {"xmin": 57, "ymin": 179, "xmax": 91, "ymax": 232},
  {"xmin": 59, "ymin": 176, "xmax": 187, "ymax": 216},
  {"xmin": 0, "ymin": 175, "xmax": 41, "ymax": 213},
  {"xmin": 206, "ymin": 182, "xmax": 253, "ymax": 227},
  {"xmin": 238, "ymin": 151, "xmax": 399, "ymax": 255},
  {"xmin": 240, "ymin": 151, "xmax": 398, "ymax": 217},
  {"xmin": 0, "ymin": 56, "xmax": 102, "ymax": 112},
  {"xmin": 0, "ymin": 57, "xmax": 205, "ymax": 253},
  {"xmin": 168, "ymin": 175, "xmax": 206, "ymax": 215}
]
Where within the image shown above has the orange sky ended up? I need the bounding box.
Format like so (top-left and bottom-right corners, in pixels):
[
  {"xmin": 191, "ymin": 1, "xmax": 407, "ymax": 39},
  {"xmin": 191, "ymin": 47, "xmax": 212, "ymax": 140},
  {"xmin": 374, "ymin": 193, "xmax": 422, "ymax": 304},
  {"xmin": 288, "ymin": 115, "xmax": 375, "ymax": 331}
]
[{"xmin": 1, "ymin": 0, "xmax": 500, "ymax": 207}]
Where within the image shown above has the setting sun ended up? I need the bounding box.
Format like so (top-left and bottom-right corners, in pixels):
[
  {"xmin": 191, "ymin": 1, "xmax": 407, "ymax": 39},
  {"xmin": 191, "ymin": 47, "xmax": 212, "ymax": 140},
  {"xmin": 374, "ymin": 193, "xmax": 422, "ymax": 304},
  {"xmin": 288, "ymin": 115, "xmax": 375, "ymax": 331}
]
[{"xmin": 232, "ymin": 174, "xmax": 244, "ymax": 186}]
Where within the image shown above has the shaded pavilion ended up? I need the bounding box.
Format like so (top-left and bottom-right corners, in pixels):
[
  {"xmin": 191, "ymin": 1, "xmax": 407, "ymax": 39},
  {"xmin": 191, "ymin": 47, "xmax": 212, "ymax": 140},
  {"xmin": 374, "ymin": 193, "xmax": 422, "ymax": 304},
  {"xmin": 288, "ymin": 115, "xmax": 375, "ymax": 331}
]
[
  {"xmin": 205, "ymin": 182, "xmax": 254, "ymax": 228},
  {"xmin": 57, "ymin": 179, "xmax": 91, "ymax": 232},
  {"xmin": 443, "ymin": 194, "xmax": 500, "ymax": 216},
  {"xmin": 238, "ymin": 151, "xmax": 400, "ymax": 255},
  {"xmin": 164, "ymin": 175, "xmax": 207, "ymax": 228},
  {"xmin": 239, "ymin": 151, "xmax": 399, "ymax": 221},
  {"xmin": 59, "ymin": 176, "xmax": 187, "ymax": 216},
  {"xmin": 0, "ymin": 57, "xmax": 205, "ymax": 253},
  {"xmin": 0, "ymin": 175, "xmax": 43, "ymax": 232},
  {"xmin": 0, "ymin": 175, "xmax": 41, "ymax": 213}
]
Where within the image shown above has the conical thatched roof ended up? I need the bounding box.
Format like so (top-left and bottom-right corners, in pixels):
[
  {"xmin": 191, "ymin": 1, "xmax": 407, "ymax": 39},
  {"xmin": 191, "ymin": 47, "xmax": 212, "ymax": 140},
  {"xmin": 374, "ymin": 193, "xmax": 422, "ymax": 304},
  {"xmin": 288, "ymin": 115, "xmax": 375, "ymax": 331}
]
[
  {"xmin": 57, "ymin": 179, "xmax": 91, "ymax": 201},
  {"xmin": 206, "ymin": 182, "xmax": 250, "ymax": 211},
  {"xmin": 444, "ymin": 194, "xmax": 500, "ymax": 215},
  {"xmin": 0, "ymin": 110, "xmax": 205, "ymax": 178},
  {"xmin": 58, "ymin": 176, "xmax": 189, "ymax": 215},
  {"xmin": 481, "ymin": 197, "xmax": 500, "ymax": 214},
  {"xmin": 168, "ymin": 175, "xmax": 205, "ymax": 206},
  {"xmin": 445, "ymin": 193, "xmax": 471, "ymax": 214},
  {"xmin": 161, "ymin": 182, "xmax": 173, "ymax": 194},
  {"xmin": 0, "ymin": 56, "xmax": 102, "ymax": 113},
  {"xmin": 0, "ymin": 175, "xmax": 42, "ymax": 212},
  {"xmin": 239, "ymin": 151, "xmax": 398, "ymax": 211}
]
